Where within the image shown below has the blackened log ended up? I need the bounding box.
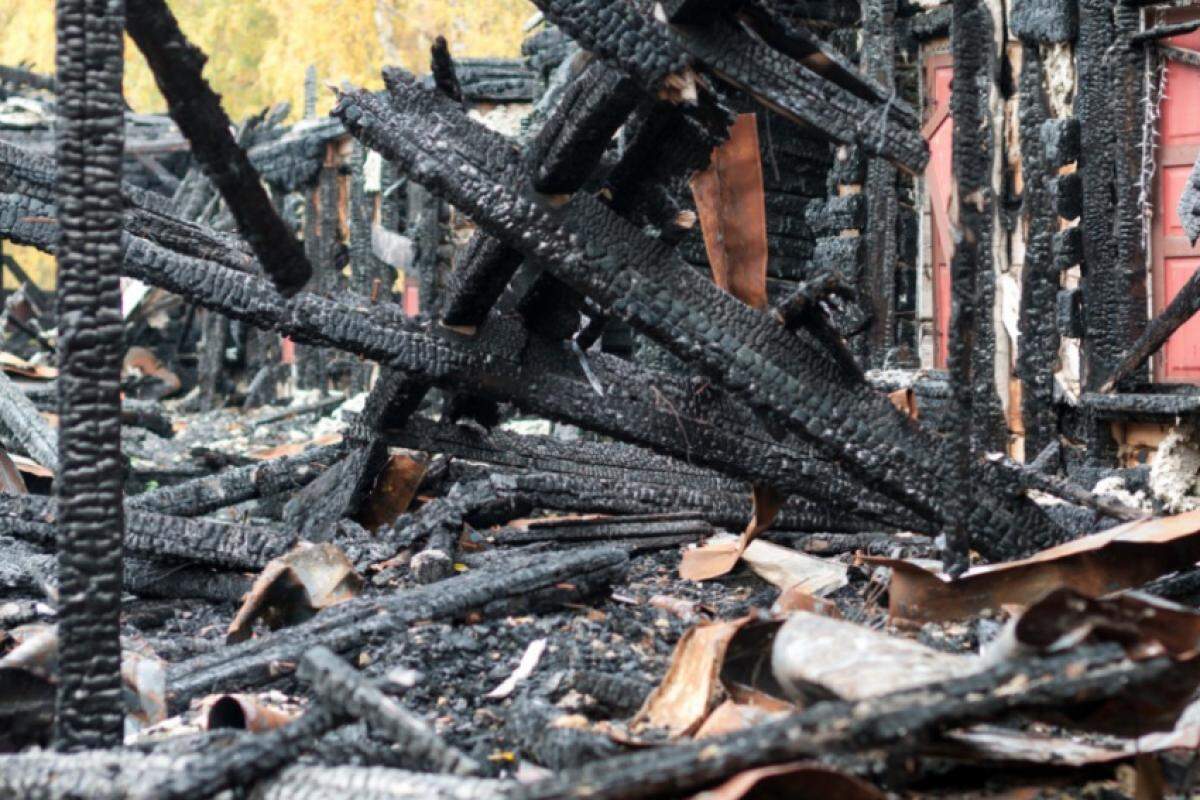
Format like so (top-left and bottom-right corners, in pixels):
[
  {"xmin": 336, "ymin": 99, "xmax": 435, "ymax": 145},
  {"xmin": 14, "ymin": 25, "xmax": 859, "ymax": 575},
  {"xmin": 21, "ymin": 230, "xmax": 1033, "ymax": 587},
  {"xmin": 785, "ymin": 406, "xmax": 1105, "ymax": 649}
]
[
  {"xmin": 281, "ymin": 439, "xmax": 389, "ymax": 541},
  {"xmin": 53, "ymin": 0, "xmax": 126, "ymax": 749},
  {"xmin": 495, "ymin": 514, "xmax": 714, "ymax": 546},
  {"xmin": 353, "ymin": 367, "xmax": 430, "ymax": 436},
  {"xmin": 440, "ymin": 232, "xmax": 526, "ymax": 328},
  {"xmin": 166, "ymin": 547, "xmax": 628, "ymax": 710},
  {"xmin": 297, "ymin": 151, "xmax": 339, "ymax": 389},
  {"xmin": 440, "ymin": 60, "xmax": 643, "ymax": 328},
  {"xmin": 253, "ymin": 766, "xmax": 511, "ymax": 800},
  {"xmin": 986, "ymin": 452, "xmax": 1144, "ymax": 521},
  {"xmin": 0, "ymin": 368, "xmax": 58, "ymax": 471},
  {"xmin": 513, "ymin": 646, "xmax": 1179, "ymax": 800},
  {"xmin": 1040, "ymin": 118, "xmax": 1080, "ymax": 168},
  {"xmin": 1099, "ymin": 269, "xmax": 1200, "ymax": 393},
  {"xmin": 1, "ymin": 493, "xmax": 294, "ymax": 572},
  {"xmin": 348, "ymin": 143, "xmax": 379, "ymax": 393},
  {"xmin": 529, "ymin": 59, "xmax": 642, "ymax": 194},
  {"xmin": 124, "ymin": 0, "xmax": 312, "ymax": 296},
  {"xmin": 144, "ymin": 706, "xmax": 342, "ymax": 800},
  {"xmin": 1009, "ymin": 0, "xmax": 1078, "ymax": 43},
  {"xmin": 298, "ymin": 646, "xmax": 480, "ymax": 775},
  {"xmin": 1131, "ymin": 19, "xmax": 1200, "ymax": 45},
  {"xmin": 564, "ymin": 670, "xmax": 653, "ymax": 716},
  {"xmin": 335, "ymin": 73, "xmax": 1063, "ymax": 559},
  {"xmin": 1015, "ymin": 45, "xmax": 1061, "ymax": 457},
  {"xmin": 123, "ymin": 560, "xmax": 253, "ymax": 604},
  {"xmin": 129, "ymin": 443, "xmax": 344, "ymax": 516},
  {"xmin": 862, "ymin": 0, "xmax": 901, "ymax": 367},
  {"xmin": 429, "ymin": 36, "xmax": 464, "ymax": 104},
  {"xmin": 1077, "ymin": 0, "xmax": 1123, "ymax": 391},
  {"xmin": 941, "ymin": 0, "xmax": 992, "ymax": 575},
  {"xmin": 0, "ymin": 534, "xmax": 54, "ymax": 597},
  {"xmin": 527, "ymin": 0, "xmax": 928, "ymax": 172}
]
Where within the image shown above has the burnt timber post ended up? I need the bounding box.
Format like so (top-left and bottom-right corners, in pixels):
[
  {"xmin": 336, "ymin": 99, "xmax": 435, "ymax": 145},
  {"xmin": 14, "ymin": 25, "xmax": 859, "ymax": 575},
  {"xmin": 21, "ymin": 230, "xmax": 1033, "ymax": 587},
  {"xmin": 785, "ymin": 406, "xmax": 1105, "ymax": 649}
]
[
  {"xmin": 862, "ymin": 0, "xmax": 901, "ymax": 366},
  {"xmin": 53, "ymin": 0, "xmax": 127, "ymax": 748}
]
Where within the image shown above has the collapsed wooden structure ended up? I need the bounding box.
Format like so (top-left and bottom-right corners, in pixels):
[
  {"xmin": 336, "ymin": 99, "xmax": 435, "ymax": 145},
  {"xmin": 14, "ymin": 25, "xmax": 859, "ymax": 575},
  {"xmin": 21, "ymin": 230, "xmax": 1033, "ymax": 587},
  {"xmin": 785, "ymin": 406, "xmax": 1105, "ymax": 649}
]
[{"xmin": 5, "ymin": 0, "xmax": 1200, "ymax": 796}]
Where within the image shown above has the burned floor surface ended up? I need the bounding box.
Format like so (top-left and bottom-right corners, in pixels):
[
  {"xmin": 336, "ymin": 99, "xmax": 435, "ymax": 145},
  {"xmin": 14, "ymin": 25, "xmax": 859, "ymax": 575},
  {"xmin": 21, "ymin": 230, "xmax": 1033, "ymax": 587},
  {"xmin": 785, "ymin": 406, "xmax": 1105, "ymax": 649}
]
[{"xmin": 8, "ymin": 0, "xmax": 1200, "ymax": 797}]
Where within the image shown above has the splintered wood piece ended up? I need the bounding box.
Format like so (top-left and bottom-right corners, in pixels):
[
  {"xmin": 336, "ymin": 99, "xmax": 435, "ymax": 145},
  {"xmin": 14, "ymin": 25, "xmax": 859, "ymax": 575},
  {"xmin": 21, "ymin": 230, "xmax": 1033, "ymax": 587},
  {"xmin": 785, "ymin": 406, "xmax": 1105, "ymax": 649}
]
[{"xmin": 691, "ymin": 113, "xmax": 768, "ymax": 310}]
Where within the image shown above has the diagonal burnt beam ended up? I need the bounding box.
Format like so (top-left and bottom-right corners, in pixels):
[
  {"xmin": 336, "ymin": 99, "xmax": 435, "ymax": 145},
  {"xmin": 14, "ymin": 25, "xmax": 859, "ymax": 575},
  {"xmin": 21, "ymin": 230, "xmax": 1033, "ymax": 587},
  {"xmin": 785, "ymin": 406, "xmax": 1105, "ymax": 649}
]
[
  {"xmin": 441, "ymin": 58, "xmax": 644, "ymax": 328},
  {"xmin": 526, "ymin": 0, "xmax": 928, "ymax": 173},
  {"xmin": 1100, "ymin": 268, "xmax": 1200, "ymax": 392},
  {"xmin": 333, "ymin": 73, "xmax": 1064, "ymax": 559},
  {"xmin": 124, "ymin": 0, "xmax": 312, "ymax": 296},
  {"xmin": 53, "ymin": 0, "xmax": 127, "ymax": 750}
]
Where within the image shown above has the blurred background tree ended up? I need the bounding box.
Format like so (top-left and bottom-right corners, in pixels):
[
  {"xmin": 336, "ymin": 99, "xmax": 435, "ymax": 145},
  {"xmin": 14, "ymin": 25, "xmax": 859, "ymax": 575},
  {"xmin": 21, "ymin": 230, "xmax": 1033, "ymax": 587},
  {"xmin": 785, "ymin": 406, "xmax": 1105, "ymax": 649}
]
[
  {"xmin": 0, "ymin": 0, "xmax": 531, "ymax": 286},
  {"xmin": 0, "ymin": 0, "xmax": 530, "ymax": 118}
]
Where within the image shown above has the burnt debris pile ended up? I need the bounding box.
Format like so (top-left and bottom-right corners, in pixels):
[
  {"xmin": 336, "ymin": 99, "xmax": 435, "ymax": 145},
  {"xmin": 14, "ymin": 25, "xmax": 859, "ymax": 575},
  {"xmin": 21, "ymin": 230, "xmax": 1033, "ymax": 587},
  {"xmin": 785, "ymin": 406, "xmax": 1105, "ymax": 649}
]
[{"xmin": 6, "ymin": 0, "xmax": 1200, "ymax": 797}]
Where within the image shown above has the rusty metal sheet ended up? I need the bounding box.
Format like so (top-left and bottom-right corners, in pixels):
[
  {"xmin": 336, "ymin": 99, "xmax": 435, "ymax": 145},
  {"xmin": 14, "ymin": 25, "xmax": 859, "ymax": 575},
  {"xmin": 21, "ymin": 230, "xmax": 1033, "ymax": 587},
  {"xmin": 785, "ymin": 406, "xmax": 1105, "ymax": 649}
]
[
  {"xmin": 869, "ymin": 508, "xmax": 1200, "ymax": 623},
  {"xmin": 690, "ymin": 113, "xmax": 769, "ymax": 310}
]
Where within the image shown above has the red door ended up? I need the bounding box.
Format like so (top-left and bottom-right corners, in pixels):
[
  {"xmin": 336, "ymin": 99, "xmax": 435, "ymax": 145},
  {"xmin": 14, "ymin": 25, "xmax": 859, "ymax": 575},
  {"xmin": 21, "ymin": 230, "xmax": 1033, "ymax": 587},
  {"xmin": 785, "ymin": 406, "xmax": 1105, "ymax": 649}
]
[
  {"xmin": 924, "ymin": 52, "xmax": 955, "ymax": 368},
  {"xmin": 1153, "ymin": 12, "xmax": 1200, "ymax": 381}
]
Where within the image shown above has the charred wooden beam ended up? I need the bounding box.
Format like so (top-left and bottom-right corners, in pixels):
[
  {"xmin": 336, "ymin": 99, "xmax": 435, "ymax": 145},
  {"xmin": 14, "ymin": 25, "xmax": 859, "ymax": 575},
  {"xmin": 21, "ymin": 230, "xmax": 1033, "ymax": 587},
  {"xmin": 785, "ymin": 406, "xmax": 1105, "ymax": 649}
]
[
  {"xmin": 281, "ymin": 439, "xmax": 389, "ymax": 541},
  {"xmin": 987, "ymin": 453, "xmax": 1144, "ymax": 521},
  {"xmin": 941, "ymin": 0, "xmax": 993, "ymax": 575},
  {"xmin": 0, "ymin": 368, "xmax": 58, "ymax": 471},
  {"xmin": 1131, "ymin": 19, "xmax": 1200, "ymax": 45},
  {"xmin": 1, "ymin": 493, "xmax": 295, "ymax": 572},
  {"xmin": 429, "ymin": 36, "xmax": 464, "ymax": 104},
  {"xmin": 514, "ymin": 646, "xmax": 1179, "ymax": 800},
  {"xmin": 335, "ymin": 73, "xmax": 1062, "ymax": 559},
  {"xmin": 440, "ymin": 59, "xmax": 643, "ymax": 328},
  {"xmin": 248, "ymin": 766, "xmax": 511, "ymax": 800},
  {"xmin": 528, "ymin": 0, "xmax": 927, "ymax": 172},
  {"xmin": 1015, "ymin": 45, "xmax": 1061, "ymax": 458},
  {"xmin": 166, "ymin": 547, "xmax": 628, "ymax": 710},
  {"xmin": 1077, "ymin": 0, "xmax": 1126, "ymax": 395},
  {"xmin": 143, "ymin": 705, "xmax": 341, "ymax": 800},
  {"xmin": 129, "ymin": 443, "xmax": 345, "ymax": 517},
  {"xmin": 124, "ymin": 0, "xmax": 312, "ymax": 296},
  {"xmin": 860, "ymin": 0, "xmax": 900, "ymax": 366},
  {"xmin": 53, "ymin": 0, "xmax": 126, "ymax": 749},
  {"xmin": 298, "ymin": 646, "xmax": 480, "ymax": 775},
  {"xmin": 1099, "ymin": 265, "xmax": 1200, "ymax": 393}
]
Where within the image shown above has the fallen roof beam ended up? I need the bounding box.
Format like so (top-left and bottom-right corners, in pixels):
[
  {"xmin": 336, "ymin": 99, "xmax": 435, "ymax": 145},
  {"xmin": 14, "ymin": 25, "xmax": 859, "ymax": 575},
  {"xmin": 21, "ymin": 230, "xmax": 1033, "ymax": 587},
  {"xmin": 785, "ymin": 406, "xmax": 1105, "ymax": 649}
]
[
  {"xmin": 333, "ymin": 73, "xmax": 1063, "ymax": 560},
  {"xmin": 125, "ymin": 0, "xmax": 312, "ymax": 296},
  {"xmin": 1099, "ymin": 266, "xmax": 1200, "ymax": 392}
]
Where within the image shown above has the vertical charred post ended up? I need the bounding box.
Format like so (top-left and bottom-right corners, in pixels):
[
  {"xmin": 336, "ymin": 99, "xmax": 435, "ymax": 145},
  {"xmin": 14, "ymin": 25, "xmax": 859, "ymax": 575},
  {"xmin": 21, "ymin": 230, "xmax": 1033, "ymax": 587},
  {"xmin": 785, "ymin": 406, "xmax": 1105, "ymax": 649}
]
[
  {"xmin": 1015, "ymin": 45, "xmax": 1060, "ymax": 457},
  {"xmin": 297, "ymin": 144, "xmax": 340, "ymax": 390},
  {"xmin": 125, "ymin": 0, "xmax": 312, "ymax": 296},
  {"xmin": 1110, "ymin": 0, "xmax": 1149, "ymax": 379},
  {"xmin": 944, "ymin": 0, "xmax": 994, "ymax": 574},
  {"xmin": 1076, "ymin": 0, "xmax": 1118, "ymax": 387},
  {"xmin": 53, "ymin": 0, "xmax": 127, "ymax": 749},
  {"xmin": 862, "ymin": 0, "xmax": 900, "ymax": 366},
  {"xmin": 348, "ymin": 143, "xmax": 376, "ymax": 393}
]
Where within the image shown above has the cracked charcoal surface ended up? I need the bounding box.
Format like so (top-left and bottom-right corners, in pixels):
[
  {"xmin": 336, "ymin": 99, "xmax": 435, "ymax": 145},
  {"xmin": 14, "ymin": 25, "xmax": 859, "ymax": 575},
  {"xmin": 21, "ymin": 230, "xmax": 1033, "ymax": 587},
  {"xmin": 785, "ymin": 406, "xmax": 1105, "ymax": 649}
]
[
  {"xmin": 335, "ymin": 74, "xmax": 1063, "ymax": 559},
  {"xmin": 53, "ymin": 0, "xmax": 127, "ymax": 750},
  {"xmin": 1015, "ymin": 44, "xmax": 1061, "ymax": 459},
  {"xmin": 125, "ymin": 0, "xmax": 312, "ymax": 297}
]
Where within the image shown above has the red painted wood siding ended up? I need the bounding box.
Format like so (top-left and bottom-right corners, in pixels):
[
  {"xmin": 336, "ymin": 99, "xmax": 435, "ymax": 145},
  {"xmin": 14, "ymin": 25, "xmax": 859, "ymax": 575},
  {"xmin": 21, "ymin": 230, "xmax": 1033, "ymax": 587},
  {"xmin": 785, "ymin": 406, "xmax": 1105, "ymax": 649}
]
[
  {"xmin": 923, "ymin": 52, "xmax": 954, "ymax": 368},
  {"xmin": 1153, "ymin": 15, "xmax": 1200, "ymax": 381}
]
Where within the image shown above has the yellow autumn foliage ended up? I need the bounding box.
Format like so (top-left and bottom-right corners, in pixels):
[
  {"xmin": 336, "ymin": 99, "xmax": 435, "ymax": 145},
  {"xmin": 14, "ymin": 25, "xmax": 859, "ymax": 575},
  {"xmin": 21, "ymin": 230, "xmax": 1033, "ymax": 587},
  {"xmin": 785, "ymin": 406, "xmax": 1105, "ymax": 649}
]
[{"xmin": 0, "ymin": 1, "xmax": 531, "ymax": 286}]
